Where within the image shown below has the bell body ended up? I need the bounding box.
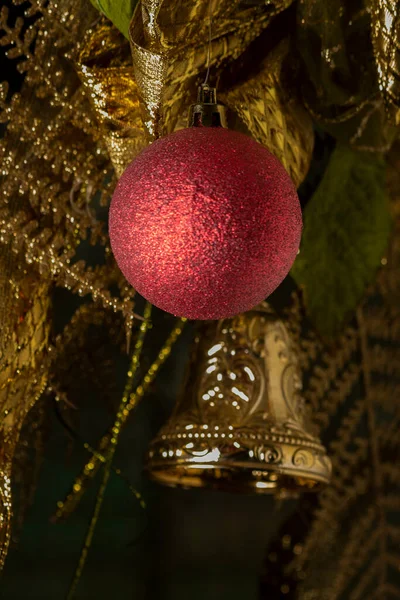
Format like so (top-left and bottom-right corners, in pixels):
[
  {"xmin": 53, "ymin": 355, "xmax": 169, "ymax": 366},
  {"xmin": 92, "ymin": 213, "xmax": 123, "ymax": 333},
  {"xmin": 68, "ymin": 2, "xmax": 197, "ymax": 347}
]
[
  {"xmin": 147, "ymin": 303, "xmax": 331, "ymax": 494},
  {"xmin": 109, "ymin": 127, "xmax": 302, "ymax": 320}
]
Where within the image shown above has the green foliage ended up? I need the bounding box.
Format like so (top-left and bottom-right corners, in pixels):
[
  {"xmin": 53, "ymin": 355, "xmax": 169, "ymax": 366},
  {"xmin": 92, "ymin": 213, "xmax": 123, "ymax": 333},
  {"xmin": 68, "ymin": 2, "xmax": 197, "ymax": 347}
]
[
  {"xmin": 291, "ymin": 145, "xmax": 391, "ymax": 338},
  {"xmin": 89, "ymin": 0, "xmax": 137, "ymax": 39}
]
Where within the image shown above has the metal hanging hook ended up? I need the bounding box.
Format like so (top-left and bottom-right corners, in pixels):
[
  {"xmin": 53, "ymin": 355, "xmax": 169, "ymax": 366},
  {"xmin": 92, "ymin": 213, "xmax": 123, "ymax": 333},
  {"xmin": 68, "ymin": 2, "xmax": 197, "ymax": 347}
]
[{"xmin": 203, "ymin": 0, "xmax": 213, "ymax": 85}]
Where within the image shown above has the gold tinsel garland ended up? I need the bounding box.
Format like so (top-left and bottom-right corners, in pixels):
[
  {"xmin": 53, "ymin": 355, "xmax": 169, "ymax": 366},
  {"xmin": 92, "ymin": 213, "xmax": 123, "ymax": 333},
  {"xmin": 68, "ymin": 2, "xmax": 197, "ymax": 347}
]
[{"xmin": 0, "ymin": 0, "xmax": 137, "ymax": 568}]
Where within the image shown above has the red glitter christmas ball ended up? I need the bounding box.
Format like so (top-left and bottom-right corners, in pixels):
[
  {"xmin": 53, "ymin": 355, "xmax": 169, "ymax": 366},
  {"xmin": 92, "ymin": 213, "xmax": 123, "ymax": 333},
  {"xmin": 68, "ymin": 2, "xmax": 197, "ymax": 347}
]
[{"xmin": 109, "ymin": 127, "xmax": 302, "ymax": 320}]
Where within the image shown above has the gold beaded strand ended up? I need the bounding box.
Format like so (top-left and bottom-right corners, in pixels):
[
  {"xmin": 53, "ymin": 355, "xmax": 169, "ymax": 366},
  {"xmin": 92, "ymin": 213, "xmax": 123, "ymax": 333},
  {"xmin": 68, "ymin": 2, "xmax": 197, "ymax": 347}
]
[
  {"xmin": 64, "ymin": 312, "xmax": 186, "ymax": 599},
  {"xmin": 66, "ymin": 301, "xmax": 152, "ymax": 599},
  {"xmin": 55, "ymin": 315, "xmax": 186, "ymax": 521}
]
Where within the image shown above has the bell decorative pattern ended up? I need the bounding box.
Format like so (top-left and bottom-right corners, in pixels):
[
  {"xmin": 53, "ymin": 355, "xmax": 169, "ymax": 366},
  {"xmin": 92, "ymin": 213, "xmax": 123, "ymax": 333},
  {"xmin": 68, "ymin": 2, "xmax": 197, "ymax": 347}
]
[{"xmin": 147, "ymin": 303, "xmax": 331, "ymax": 494}]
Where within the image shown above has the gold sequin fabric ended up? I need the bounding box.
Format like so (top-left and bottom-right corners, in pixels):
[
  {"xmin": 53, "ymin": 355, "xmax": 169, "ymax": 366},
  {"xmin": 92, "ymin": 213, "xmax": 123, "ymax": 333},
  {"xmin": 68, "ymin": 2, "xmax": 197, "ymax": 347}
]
[{"xmin": 221, "ymin": 40, "xmax": 314, "ymax": 188}]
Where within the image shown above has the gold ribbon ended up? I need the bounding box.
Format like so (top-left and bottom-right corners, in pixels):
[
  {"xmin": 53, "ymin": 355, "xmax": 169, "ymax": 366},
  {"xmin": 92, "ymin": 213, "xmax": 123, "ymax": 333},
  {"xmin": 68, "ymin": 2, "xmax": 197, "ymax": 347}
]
[
  {"xmin": 77, "ymin": 20, "xmax": 146, "ymax": 176},
  {"xmin": 221, "ymin": 40, "xmax": 314, "ymax": 187},
  {"xmin": 0, "ymin": 277, "xmax": 50, "ymax": 569},
  {"xmin": 79, "ymin": 0, "xmax": 314, "ymax": 181},
  {"xmin": 128, "ymin": 0, "xmax": 294, "ymax": 139}
]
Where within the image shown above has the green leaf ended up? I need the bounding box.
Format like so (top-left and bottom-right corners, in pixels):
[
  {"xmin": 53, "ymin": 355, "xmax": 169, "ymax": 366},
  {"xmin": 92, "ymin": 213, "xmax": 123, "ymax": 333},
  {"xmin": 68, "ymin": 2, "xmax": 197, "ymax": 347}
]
[
  {"xmin": 89, "ymin": 0, "xmax": 137, "ymax": 39},
  {"xmin": 291, "ymin": 145, "xmax": 391, "ymax": 338}
]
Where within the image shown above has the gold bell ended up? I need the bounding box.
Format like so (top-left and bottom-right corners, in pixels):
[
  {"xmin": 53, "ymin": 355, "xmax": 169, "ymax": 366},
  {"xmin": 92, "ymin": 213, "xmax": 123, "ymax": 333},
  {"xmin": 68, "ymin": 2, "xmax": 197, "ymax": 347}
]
[{"xmin": 147, "ymin": 303, "xmax": 331, "ymax": 494}]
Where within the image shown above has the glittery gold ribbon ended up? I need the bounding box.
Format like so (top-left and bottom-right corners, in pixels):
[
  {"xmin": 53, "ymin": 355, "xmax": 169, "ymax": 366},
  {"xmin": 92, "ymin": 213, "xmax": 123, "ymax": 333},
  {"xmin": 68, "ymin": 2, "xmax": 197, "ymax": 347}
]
[
  {"xmin": 78, "ymin": 0, "xmax": 306, "ymax": 178},
  {"xmin": 0, "ymin": 442, "xmax": 12, "ymax": 571},
  {"xmin": 79, "ymin": 0, "xmax": 310, "ymax": 179},
  {"xmin": 129, "ymin": 0, "xmax": 294, "ymax": 140},
  {"xmin": 0, "ymin": 278, "xmax": 50, "ymax": 569},
  {"xmin": 129, "ymin": 0, "xmax": 169, "ymax": 140},
  {"xmin": 77, "ymin": 20, "xmax": 146, "ymax": 176}
]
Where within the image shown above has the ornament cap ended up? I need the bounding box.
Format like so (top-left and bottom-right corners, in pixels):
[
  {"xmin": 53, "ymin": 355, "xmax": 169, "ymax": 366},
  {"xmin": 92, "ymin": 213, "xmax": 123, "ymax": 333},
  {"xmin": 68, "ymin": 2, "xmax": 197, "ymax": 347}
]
[{"xmin": 188, "ymin": 84, "xmax": 227, "ymax": 128}]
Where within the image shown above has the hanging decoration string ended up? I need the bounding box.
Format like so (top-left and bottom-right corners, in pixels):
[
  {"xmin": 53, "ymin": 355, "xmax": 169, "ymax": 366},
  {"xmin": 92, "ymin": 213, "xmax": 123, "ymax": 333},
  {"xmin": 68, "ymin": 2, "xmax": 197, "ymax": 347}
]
[{"xmin": 203, "ymin": 0, "xmax": 212, "ymax": 85}]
